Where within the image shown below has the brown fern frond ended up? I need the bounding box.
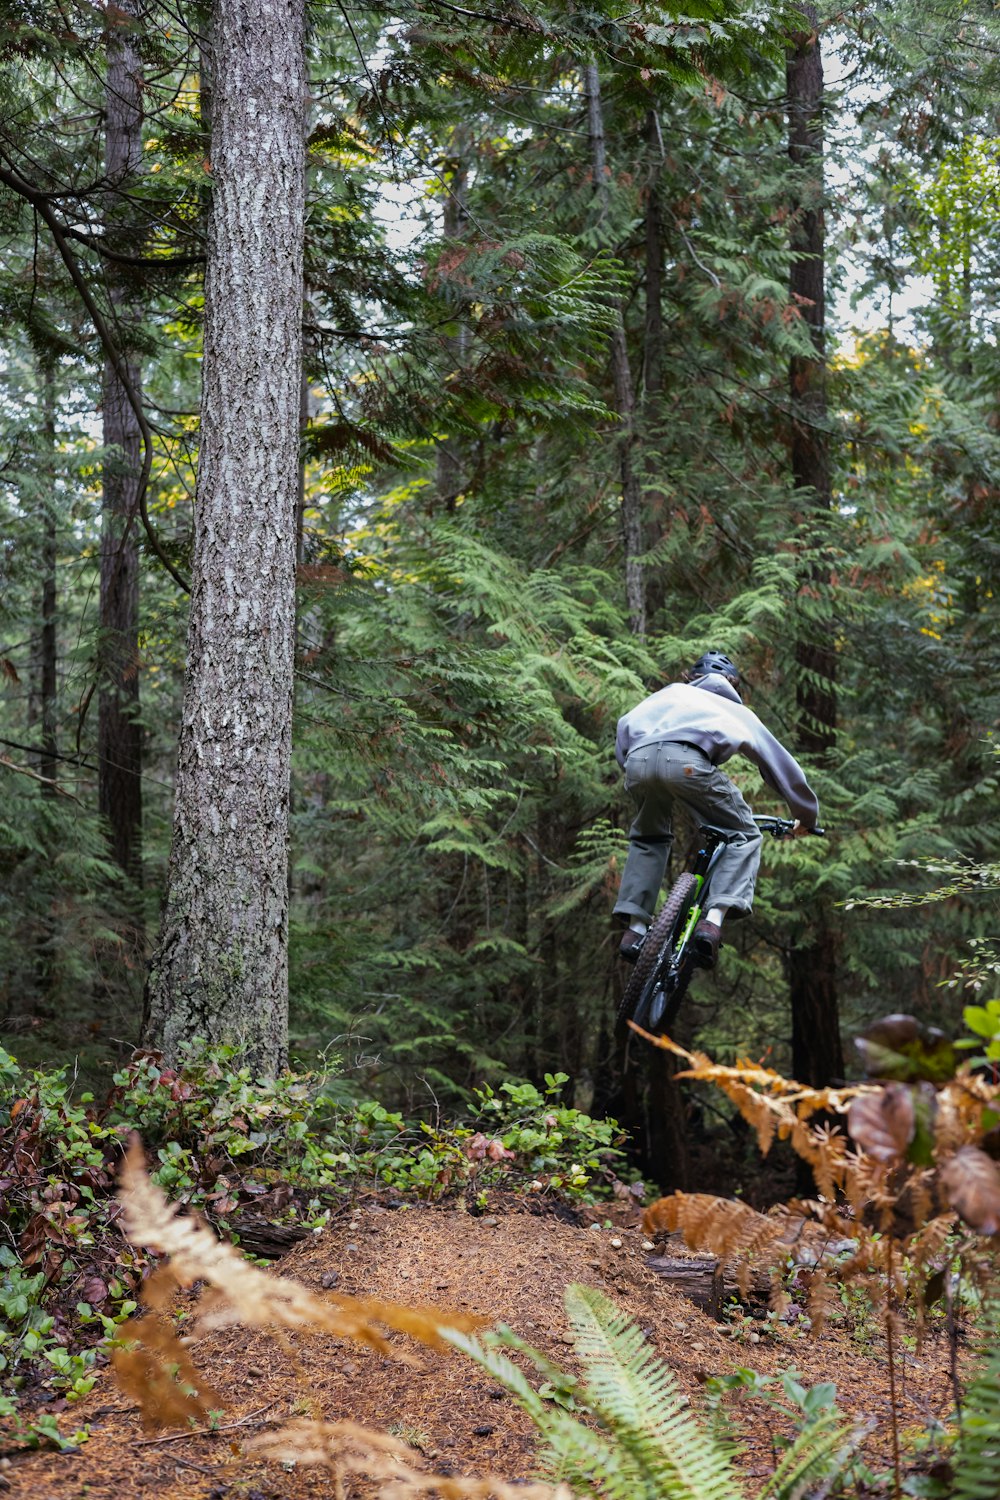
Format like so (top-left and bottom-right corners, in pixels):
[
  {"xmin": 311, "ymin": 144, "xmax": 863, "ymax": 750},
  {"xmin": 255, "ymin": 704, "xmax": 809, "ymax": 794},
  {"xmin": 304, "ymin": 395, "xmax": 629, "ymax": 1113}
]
[
  {"xmin": 768, "ymin": 1269, "xmax": 791, "ymax": 1320},
  {"xmin": 802, "ymin": 1266, "xmax": 835, "ymax": 1336},
  {"xmin": 111, "ymin": 1313, "xmax": 224, "ymax": 1430},
  {"xmin": 114, "ymin": 1139, "xmax": 486, "ymax": 1433},
  {"xmin": 671, "ymin": 1053, "xmax": 862, "ymax": 1117},
  {"xmin": 248, "ymin": 1418, "xmax": 572, "ymax": 1499},
  {"xmin": 642, "ymin": 1192, "xmax": 786, "ymax": 1268},
  {"xmin": 907, "ymin": 1212, "xmax": 958, "ymax": 1268},
  {"xmin": 632, "ymin": 1027, "xmax": 709, "ymax": 1070},
  {"xmin": 716, "ymin": 1078, "xmax": 783, "ymax": 1156},
  {"xmin": 830, "ymin": 1224, "xmax": 878, "ymax": 1286},
  {"xmin": 118, "ymin": 1139, "xmax": 482, "ymax": 1352},
  {"xmin": 936, "ymin": 1078, "xmax": 992, "ymax": 1151}
]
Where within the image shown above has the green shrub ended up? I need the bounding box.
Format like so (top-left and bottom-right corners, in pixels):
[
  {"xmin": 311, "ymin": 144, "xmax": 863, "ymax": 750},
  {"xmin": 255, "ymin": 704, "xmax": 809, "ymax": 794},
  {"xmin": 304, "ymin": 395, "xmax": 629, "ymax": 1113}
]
[{"xmin": 0, "ymin": 1041, "xmax": 632, "ymax": 1448}]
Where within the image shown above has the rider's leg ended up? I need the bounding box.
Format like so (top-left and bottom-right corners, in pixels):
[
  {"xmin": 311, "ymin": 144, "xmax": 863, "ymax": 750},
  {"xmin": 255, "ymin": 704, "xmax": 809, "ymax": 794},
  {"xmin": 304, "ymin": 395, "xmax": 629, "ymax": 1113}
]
[
  {"xmin": 667, "ymin": 752, "xmax": 762, "ymax": 964},
  {"xmin": 613, "ymin": 746, "xmax": 676, "ymax": 929}
]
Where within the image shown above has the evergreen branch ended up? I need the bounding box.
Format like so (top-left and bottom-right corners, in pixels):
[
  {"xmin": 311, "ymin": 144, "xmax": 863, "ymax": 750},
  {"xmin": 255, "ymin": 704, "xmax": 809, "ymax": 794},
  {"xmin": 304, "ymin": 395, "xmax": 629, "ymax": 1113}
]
[
  {"xmin": 0, "ymin": 159, "xmax": 191, "ymax": 594},
  {"xmin": 0, "ymin": 753, "xmax": 81, "ymax": 802}
]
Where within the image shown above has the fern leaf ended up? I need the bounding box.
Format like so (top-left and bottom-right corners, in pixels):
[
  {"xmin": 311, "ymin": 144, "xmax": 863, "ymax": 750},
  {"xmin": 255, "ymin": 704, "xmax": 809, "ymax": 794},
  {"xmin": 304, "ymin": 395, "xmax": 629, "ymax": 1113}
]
[
  {"xmin": 952, "ymin": 1311, "xmax": 1000, "ymax": 1500},
  {"xmin": 758, "ymin": 1409, "xmax": 862, "ymax": 1500},
  {"xmin": 444, "ymin": 1324, "xmax": 631, "ymax": 1494},
  {"xmin": 563, "ymin": 1284, "xmax": 742, "ymax": 1500}
]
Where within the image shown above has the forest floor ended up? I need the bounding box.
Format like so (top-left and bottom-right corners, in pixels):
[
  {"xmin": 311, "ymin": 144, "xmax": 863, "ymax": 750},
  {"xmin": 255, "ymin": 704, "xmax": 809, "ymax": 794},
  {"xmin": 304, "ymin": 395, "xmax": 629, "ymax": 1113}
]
[{"xmin": 5, "ymin": 1194, "xmax": 959, "ymax": 1500}]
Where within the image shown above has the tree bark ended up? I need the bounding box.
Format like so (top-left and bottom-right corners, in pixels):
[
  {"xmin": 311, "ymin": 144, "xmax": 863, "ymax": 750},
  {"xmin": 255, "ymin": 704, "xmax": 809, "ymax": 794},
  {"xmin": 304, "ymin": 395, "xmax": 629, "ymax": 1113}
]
[
  {"xmin": 143, "ymin": 0, "xmax": 306, "ymax": 1072},
  {"xmin": 786, "ymin": 4, "xmax": 843, "ymax": 1088},
  {"xmin": 642, "ymin": 110, "xmax": 664, "ymax": 407},
  {"xmin": 38, "ymin": 363, "xmax": 58, "ymax": 793},
  {"xmin": 641, "ymin": 107, "xmax": 668, "ymax": 624},
  {"xmin": 436, "ymin": 132, "xmax": 469, "ymax": 509},
  {"xmin": 582, "ymin": 63, "xmax": 645, "ymax": 637},
  {"xmin": 99, "ymin": 0, "xmax": 145, "ymax": 890}
]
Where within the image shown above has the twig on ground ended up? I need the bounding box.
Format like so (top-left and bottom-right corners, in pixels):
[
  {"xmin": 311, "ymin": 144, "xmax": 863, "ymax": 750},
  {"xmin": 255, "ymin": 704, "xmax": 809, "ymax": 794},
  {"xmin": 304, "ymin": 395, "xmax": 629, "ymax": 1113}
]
[{"xmin": 134, "ymin": 1400, "xmax": 278, "ymax": 1447}]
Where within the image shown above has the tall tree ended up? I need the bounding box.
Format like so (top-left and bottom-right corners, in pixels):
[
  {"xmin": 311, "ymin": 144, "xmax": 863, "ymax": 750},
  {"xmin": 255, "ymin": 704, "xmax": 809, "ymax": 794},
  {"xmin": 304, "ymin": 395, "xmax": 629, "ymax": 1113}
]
[
  {"xmin": 143, "ymin": 0, "xmax": 306, "ymax": 1070},
  {"xmin": 785, "ymin": 3, "xmax": 843, "ymax": 1087},
  {"xmin": 582, "ymin": 62, "xmax": 645, "ymax": 637},
  {"xmin": 99, "ymin": 0, "xmax": 145, "ymax": 889},
  {"xmin": 37, "ymin": 361, "xmax": 58, "ymax": 794}
]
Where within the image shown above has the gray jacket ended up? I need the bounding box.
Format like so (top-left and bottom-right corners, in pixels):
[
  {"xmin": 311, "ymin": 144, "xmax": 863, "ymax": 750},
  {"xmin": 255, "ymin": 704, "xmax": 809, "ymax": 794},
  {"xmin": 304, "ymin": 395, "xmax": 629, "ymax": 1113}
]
[{"xmin": 615, "ymin": 674, "xmax": 820, "ymax": 827}]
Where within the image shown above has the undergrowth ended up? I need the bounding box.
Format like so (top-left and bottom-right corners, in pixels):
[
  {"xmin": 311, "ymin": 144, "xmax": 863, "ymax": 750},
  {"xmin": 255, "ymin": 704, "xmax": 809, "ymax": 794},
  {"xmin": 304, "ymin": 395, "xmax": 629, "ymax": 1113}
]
[
  {"xmin": 100, "ymin": 1148, "xmax": 1000, "ymax": 1499},
  {"xmin": 0, "ymin": 1041, "xmax": 628, "ymax": 1449},
  {"xmin": 637, "ymin": 1007, "xmax": 1000, "ymax": 1496}
]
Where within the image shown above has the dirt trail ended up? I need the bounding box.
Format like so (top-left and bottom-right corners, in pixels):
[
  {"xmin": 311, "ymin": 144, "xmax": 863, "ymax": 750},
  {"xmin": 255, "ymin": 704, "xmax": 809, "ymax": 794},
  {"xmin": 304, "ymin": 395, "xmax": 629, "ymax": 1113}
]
[{"xmin": 8, "ymin": 1199, "xmax": 955, "ymax": 1498}]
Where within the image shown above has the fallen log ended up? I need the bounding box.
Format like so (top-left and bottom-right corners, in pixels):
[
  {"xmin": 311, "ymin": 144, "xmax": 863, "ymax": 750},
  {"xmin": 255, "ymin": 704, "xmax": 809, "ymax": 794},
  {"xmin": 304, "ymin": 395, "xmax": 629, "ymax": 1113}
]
[{"xmin": 646, "ymin": 1254, "xmax": 724, "ymax": 1319}]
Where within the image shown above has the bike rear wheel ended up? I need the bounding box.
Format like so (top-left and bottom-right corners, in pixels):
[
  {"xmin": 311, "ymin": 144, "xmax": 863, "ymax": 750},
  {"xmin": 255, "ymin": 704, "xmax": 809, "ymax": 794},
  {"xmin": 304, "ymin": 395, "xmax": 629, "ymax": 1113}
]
[{"xmin": 618, "ymin": 872, "xmax": 699, "ymax": 1034}]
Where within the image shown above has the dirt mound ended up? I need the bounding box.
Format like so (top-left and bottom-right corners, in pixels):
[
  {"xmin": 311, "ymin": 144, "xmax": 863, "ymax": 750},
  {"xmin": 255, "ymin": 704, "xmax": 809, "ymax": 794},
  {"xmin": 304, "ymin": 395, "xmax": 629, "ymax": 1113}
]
[{"xmin": 7, "ymin": 1199, "xmax": 955, "ymax": 1498}]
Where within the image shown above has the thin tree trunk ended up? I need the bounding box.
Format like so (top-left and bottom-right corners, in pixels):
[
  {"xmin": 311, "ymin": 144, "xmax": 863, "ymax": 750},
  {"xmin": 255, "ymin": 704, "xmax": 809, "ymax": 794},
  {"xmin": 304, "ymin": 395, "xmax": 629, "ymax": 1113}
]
[
  {"xmin": 99, "ymin": 0, "xmax": 144, "ymax": 890},
  {"xmin": 642, "ymin": 110, "xmax": 664, "ymax": 407},
  {"xmin": 39, "ymin": 363, "xmax": 58, "ymax": 793},
  {"xmin": 787, "ymin": 3, "xmax": 843, "ymax": 1089},
  {"xmin": 436, "ymin": 132, "xmax": 469, "ymax": 509},
  {"xmin": 143, "ymin": 0, "xmax": 306, "ymax": 1072},
  {"xmin": 582, "ymin": 63, "xmax": 645, "ymax": 636},
  {"xmin": 641, "ymin": 106, "xmax": 668, "ymax": 624}
]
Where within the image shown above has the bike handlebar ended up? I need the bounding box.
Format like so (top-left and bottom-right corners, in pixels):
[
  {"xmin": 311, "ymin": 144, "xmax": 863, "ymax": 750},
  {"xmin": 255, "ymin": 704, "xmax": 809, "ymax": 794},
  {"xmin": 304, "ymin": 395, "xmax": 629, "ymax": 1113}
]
[{"xmin": 753, "ymin": 816, "xmax": 826, "ymax": 838}]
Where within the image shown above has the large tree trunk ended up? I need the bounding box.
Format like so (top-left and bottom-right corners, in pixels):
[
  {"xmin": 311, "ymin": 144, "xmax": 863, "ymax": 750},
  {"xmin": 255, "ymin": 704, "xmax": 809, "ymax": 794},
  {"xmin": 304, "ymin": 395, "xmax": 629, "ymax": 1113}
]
[
  {"xmin": 786, "ymin": 4, "xmax": 843, "ymax": 1088},
  {"xmin": 143, "ymin": 0, "xmax": 306, "ymax": 1072},
  {"xmin": 99, "ymin": 0, "xmax": 144, "ymax": 890},
  {"xmin": 582, "ymin": 63, "xmax": 645, "ymax": 637}
]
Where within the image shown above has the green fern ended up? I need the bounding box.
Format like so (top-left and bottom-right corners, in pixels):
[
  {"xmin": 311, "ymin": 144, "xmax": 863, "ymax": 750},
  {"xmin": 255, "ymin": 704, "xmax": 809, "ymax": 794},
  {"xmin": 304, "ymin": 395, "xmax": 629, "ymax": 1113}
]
[
  {"xmin": 446, "ymin": 1284, "xmax": 860, "ymax": 1500},
  {"xmin": 951, "ymin": 1310, "xmax": 1000, "ymax": 1500}
]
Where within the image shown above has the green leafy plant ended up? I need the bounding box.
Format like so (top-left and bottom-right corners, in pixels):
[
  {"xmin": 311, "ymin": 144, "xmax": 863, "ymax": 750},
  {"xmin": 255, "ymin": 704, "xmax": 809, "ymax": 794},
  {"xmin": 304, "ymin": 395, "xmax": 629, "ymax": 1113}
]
[
  {"xmin": 957, "ymin": 998, "xmax": 1000, "ymax": 1070},
  {"xmin": 951, "ymin": 1307, "xmax": 1000, "ymax": 1500},
  {"xmin": 446, "ymin": 1284, "xmax": 861, "ymax": 1500},
  {"xmin": 0, "ymin": 1040, "xmax": 632, "ymax": 1447}
]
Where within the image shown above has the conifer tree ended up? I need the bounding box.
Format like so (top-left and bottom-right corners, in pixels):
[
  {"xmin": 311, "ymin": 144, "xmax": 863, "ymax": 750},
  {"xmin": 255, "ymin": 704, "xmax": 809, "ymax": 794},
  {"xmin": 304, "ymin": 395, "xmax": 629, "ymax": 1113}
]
[
  {"xmin": 143, "ymin": 0, "xmax": 307, "ymax": 1071},
  {"xmin": 786, "ymin": 1, "xmax": 843, "ymax": 1086},
  {"xmin": 99, "ymin": 0, "xmax": 145, "ymax": 892}
]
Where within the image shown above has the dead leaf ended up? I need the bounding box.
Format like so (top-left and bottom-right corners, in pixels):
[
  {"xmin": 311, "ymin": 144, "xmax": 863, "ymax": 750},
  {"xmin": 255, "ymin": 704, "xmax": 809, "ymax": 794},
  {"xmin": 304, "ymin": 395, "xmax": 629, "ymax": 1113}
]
[
  {"xmin": 939, "ymin": 1146, "xmax": 1000, "ymax": 1235},
  {"xmin": 111, "ymin": 1313, "xmax": 224, "ymax": 1431},
  {"xmin": 848, "ymin": 1083, "xmax": 915, "ymax": 1162},
  {"xmin": 465, "ymin": 1133, "xmax": 488, "ymax": 1161},
  {"xmin": 82, "ymin": 1275, "xmax": 109, "ymax": 1306}
]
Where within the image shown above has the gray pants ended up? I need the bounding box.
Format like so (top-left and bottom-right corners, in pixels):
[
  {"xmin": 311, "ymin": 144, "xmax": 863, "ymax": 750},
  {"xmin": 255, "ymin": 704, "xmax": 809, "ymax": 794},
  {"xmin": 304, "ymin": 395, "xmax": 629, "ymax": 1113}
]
[{"xmin": 614, "ymin": 741, "xmax": 762, "ymax": 925}]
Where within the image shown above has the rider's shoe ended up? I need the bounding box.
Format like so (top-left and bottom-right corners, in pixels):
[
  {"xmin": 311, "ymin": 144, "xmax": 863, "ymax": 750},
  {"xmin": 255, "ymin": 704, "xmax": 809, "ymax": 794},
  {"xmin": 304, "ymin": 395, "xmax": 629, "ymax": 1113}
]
[
  {"xmin": 619, "ymin": 930, "xmax": 645, "ymax": 964},
  {"xmin": 692, "ymin": 919, "xmax": 722, "ymax": 970}
]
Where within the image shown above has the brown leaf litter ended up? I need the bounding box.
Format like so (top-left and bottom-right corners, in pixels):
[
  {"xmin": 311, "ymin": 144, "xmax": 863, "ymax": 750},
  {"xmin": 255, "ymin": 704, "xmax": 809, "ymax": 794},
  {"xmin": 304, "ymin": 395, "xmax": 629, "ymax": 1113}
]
[{"xmin": 7, "ymin": 1192, "xmax": 958, "ymax": 1499}]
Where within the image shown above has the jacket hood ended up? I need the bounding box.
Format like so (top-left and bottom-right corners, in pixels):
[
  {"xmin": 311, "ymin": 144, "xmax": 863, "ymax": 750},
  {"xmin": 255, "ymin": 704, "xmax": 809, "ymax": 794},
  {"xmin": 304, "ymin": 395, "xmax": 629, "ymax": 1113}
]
[{"xmin": 691, "ymin": 672, "xmax": 743, "ymax": 704}]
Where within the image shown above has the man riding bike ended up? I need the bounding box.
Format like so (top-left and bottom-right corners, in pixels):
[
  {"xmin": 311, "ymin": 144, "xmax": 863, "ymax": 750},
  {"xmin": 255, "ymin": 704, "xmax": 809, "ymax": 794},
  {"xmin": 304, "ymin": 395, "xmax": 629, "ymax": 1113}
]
[{"xmin": 613, "ymin": 651, "xmax": 820, "ymax": 969}]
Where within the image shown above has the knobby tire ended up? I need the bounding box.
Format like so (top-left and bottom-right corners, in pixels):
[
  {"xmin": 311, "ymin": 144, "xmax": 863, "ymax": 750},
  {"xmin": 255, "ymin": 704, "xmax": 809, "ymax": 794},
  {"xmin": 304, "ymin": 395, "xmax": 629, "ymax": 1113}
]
[{"xmin": 618, "ymin": 871, "xmax": 698, "ymax": 1035}]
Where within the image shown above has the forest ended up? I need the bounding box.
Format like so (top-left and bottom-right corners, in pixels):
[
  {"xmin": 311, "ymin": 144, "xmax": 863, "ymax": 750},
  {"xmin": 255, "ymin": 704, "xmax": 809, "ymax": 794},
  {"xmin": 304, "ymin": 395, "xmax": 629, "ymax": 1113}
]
[{"xmin": 2, "ymin": 0, "xmax": 1000, "ymax": 1493}]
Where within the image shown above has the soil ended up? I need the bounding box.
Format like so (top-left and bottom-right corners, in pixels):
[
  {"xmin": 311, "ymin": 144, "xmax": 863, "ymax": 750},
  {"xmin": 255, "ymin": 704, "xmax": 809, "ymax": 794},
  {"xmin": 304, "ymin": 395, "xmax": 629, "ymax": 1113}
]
[{"xmin": 4, "ymin": 1197, "xmax": 958, "ymax": 1499}]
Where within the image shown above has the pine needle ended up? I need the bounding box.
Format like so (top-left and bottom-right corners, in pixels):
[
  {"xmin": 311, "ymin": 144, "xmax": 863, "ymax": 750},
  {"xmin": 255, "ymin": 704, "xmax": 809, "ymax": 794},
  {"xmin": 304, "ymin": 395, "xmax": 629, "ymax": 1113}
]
[{"xmin": 249, "ymin": 1418, "xmax": 573, "ymax": 1499}]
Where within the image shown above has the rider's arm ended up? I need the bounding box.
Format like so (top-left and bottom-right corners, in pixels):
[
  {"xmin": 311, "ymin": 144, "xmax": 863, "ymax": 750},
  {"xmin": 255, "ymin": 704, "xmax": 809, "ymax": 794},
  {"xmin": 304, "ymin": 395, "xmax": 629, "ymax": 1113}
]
[{"xmin": 740, "ymin": 716, "xmax": 820, "ymax": 828}]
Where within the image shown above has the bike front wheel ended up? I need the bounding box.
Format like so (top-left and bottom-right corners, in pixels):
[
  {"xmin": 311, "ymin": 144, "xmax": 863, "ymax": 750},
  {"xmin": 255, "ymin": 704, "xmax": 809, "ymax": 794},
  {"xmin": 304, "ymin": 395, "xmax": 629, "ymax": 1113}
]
[{"xmin": 618, "ymin": 871, "xmax": 699, "ymax": 1035}]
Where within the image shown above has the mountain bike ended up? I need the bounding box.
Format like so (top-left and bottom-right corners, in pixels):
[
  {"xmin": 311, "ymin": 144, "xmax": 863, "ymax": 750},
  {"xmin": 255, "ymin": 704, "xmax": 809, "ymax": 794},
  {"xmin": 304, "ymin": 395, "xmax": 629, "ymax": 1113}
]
[{"xmin": 617, "ymin": 816, "xmax": 825, "ymax": 1039}]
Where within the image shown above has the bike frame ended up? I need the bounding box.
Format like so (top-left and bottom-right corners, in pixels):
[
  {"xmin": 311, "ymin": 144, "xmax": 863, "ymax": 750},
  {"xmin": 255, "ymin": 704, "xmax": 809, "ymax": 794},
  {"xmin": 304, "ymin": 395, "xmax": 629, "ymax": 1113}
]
[
  {"xmin": 671, "ymin": 831, "xmax": 727, "ymax": 957},
  {"xmin": 623, "ymin": 814, "xmax": 823, "ymax": 1037},
  {"xmin": 662, "ymin": 816, "xmax": 803, "ymax": 974}
]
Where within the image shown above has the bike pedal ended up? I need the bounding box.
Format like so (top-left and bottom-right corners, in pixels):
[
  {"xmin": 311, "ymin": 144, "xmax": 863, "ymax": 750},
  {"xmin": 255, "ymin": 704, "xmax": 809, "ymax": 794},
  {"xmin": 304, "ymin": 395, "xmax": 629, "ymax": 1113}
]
[{"xmin": 619, "ymin": 932, "xmax": 645, "ymax": 964}]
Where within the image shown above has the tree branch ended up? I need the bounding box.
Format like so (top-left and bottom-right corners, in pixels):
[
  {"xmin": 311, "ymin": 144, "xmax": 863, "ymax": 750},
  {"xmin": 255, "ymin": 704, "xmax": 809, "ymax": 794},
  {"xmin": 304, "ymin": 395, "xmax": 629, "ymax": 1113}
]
[{"xmin": 0, "ymin": 160, "xmax": 191, "ymax": 593}]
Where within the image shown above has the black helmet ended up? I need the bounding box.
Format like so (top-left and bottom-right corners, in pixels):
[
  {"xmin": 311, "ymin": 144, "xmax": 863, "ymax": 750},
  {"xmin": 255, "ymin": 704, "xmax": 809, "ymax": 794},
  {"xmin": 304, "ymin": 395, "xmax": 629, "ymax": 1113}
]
[{"xmin": 689, "ymin": 650, "xmax": 740, "ymax": 688}]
